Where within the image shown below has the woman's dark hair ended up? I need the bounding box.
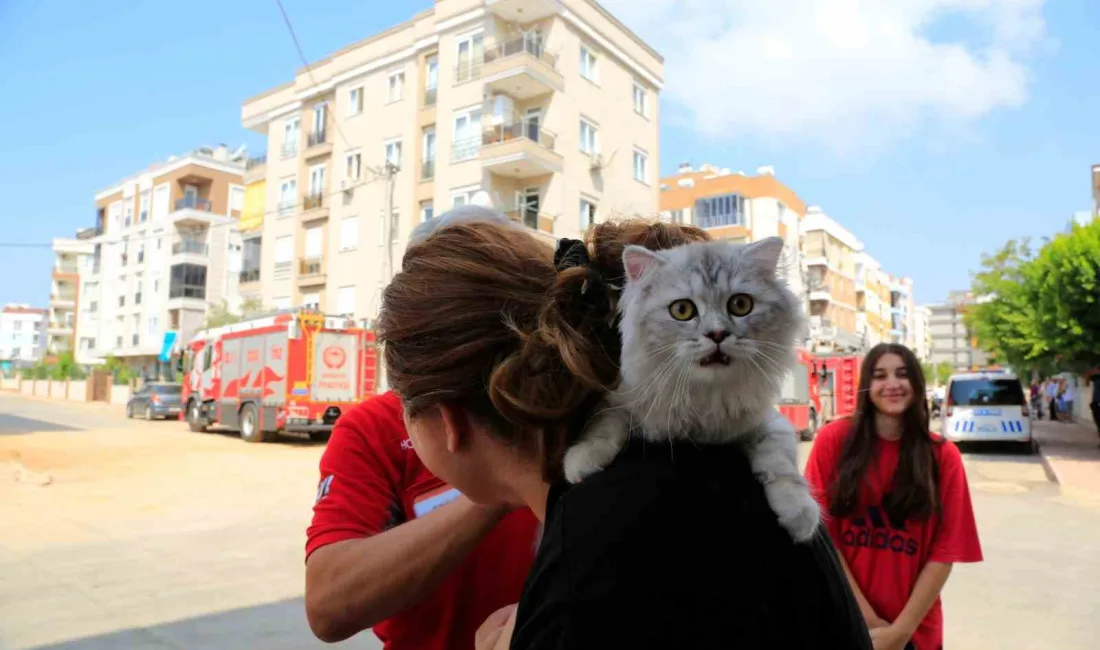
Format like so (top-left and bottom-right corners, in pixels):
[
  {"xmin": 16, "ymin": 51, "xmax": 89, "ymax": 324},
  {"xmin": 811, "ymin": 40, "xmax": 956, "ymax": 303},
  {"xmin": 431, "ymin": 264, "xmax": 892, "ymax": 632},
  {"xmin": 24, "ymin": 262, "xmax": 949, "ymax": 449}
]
[
  {"xmin": 828, "ymin": 343, "xmax": 940, "ymax": 524},
  {"xmin": 377, "ymin": 216, "xmax": 710, "ymax": 481}
]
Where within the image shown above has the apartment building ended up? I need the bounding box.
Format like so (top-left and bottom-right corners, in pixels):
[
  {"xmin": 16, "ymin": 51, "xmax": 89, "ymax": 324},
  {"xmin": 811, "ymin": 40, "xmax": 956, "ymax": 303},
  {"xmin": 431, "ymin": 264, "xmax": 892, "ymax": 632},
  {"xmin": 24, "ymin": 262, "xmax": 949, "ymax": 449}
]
[
  {"xmin": 0, "ymin": 304, "xmax": 47, "ymax": 368},
  {"xmin": 854, "ymin": 252, "xmax": 890, "ymax": 348},
  {"xmin": 48, "ymin": 229, "xmax": 96, "ymax": 357},
  {"xmin": 912, "ymin": 305, "xmax": 932, "ymax": 362},
  {"xmin": 658, "ymin": 163, "xmax": 807, "ymax": 302},
  {"xmin": 241, "ymin": 0, "xmax": 662, "ymax": 320},
  {"xmin": 927, "ymin": 291, "xmax": 990, "ymax": 371},
  {"xmin": 888, "ymin": 276, "xmax": 915, "ymax": 347},
  {"xmin": 238, "ymin": 159, "xmax": 267, "ymax": 305},
  {"xmin": 801, "ymin": 207, "xmax": 864, "ymax": 352},
  {"xmin": 82, "ymin": 145, "xmax": 247, "ymax": 373}
]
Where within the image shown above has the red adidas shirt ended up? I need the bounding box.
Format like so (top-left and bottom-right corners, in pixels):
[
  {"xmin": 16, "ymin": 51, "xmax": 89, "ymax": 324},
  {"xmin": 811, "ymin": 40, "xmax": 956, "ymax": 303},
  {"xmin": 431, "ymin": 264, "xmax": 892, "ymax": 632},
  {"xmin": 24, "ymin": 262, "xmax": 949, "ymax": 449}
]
[
  {"xmin": 306, "ymin": 391, "xmax": 540, "ymax": 650},
  {"xmin": 804, "ymin": 419, "xmax": 983, "ymax": 650}
]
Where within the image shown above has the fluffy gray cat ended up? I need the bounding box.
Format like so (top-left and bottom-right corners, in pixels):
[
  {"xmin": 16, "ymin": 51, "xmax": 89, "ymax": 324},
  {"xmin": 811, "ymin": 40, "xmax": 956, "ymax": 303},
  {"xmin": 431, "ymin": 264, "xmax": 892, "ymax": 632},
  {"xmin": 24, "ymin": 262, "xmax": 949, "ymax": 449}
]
[{"xmin": 562, "ymin": 236, "xmax": 821, "ymax": 542}]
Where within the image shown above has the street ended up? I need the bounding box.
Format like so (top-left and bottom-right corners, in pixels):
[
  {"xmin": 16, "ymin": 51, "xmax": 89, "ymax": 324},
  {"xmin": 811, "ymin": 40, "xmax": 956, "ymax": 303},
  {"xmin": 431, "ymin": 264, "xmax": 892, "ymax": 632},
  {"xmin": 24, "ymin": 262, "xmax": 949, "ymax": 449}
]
[{"xmin": 2, "ymin": 394, "xmax": 1099, "ymax": 649}]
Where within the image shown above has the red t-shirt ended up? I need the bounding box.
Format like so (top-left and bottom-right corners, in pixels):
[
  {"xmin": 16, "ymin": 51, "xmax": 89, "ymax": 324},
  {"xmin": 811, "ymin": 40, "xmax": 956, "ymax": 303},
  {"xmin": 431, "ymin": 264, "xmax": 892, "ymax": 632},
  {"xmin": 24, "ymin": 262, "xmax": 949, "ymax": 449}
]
[
  {"xmin": 804, "ymin": 419, "xmax": 983, "ymax": 650},
  {"xmin": 306, "ymin": 391, "xmax": 540, "ymax": 650}
]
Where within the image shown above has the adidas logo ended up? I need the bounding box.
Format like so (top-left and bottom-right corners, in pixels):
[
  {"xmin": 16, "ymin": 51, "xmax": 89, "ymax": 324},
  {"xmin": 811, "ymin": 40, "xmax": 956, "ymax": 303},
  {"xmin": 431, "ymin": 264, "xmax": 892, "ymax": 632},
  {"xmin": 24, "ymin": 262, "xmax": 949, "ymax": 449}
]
[{"xmin": 841, "ymin": 505, "xmax": 918, "ymax": 557}]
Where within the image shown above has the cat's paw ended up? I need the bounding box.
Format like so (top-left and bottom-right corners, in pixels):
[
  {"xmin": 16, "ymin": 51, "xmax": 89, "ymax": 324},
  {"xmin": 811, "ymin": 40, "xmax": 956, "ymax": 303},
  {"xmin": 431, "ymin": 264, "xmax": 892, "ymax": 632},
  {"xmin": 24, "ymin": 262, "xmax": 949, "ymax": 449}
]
[
  {"xmin": 563, "ymin": 443, "xmax": 614, "ymax": 484},
  {"xmin": 764, "ymin": 480, "xmax": 821, "ymax": 543}
]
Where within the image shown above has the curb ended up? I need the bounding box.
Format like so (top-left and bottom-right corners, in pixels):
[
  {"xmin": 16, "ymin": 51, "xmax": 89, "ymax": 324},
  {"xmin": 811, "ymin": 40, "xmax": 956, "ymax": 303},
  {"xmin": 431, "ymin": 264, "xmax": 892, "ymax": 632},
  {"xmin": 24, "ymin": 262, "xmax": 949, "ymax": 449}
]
[{"xmin": 1036, "ymin": 441, "xmax": 1063, "ymax": 485}]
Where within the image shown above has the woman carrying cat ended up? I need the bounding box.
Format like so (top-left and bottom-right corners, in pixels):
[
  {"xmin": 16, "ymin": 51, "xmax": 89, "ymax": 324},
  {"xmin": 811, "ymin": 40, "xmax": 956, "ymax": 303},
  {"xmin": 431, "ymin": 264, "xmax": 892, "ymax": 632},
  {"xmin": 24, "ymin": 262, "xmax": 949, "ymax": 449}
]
[
  {"xmin": 377, "ymin": 205, "xmax": 872, "ymax": 649},
  {"xmin": 805, "ymin": 343, "xmax": 983, "ymax": 650}
]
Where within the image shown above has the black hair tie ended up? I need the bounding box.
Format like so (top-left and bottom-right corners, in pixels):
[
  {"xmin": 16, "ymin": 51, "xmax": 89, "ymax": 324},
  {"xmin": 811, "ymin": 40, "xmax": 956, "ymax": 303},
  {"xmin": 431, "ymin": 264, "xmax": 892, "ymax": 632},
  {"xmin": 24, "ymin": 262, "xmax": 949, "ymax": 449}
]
[{"xmin": 554, "ymin": 238, "xmax": 590, "ymax": 272}]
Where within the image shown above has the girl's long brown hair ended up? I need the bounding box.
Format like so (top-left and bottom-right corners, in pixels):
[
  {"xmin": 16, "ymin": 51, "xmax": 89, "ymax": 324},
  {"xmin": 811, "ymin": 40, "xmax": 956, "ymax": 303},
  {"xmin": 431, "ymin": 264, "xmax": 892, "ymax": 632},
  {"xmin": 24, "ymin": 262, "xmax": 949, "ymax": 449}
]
[{"xmin": 828, "ymin": 343, "xmax": 941, "ymax": 523}]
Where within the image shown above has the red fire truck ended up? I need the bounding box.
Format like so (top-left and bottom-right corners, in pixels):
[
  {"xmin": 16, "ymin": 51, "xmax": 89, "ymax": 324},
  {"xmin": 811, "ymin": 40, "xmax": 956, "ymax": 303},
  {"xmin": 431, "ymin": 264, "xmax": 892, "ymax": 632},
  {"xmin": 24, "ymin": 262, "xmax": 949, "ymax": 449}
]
[
  {"xmin": 179, "ymin": 308, "xmax": 378, "ymax": 442},
  {"xmin": 814, "ymin": 353, "xmax": 863, "ymax": 425},
  {"xmin": 778, "ymin": 349, "xmax": 823, "ymax": 440}
]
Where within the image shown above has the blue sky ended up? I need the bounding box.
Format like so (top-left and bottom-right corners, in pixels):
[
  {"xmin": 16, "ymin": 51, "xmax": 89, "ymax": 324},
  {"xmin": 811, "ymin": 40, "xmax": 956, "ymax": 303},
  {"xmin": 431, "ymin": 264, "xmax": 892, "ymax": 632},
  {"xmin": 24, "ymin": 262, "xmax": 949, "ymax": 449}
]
[{"xmin": 0, "ymin": 0, "xmax": 1096, "ymax": 307}]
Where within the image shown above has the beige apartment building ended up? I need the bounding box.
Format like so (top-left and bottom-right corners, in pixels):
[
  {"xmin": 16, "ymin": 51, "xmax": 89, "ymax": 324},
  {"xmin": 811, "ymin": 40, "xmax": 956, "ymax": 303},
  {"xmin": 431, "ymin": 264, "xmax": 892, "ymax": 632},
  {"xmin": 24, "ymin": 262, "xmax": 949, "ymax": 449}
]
[
  {"xmin": 48, "ymin": 229, "xmax": 96, "ymax": 357},
  {"xmin": 240, "ymin": 0, "xmax": 663, "ymax": 319},
  {"xmin": 802, "ymin": 207, "xmax": 864, "ymax": 352},
  {"xmin": 658, "ymin": 162, "xmax": 808, "ymax": 305}
]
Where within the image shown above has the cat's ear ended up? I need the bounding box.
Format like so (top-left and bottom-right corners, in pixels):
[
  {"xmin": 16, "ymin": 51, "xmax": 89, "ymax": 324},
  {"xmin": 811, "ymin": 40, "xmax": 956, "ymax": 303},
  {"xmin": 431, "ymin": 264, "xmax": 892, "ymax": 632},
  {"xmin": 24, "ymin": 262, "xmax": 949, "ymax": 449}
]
[
  {"xmin": 743, "ymin": 236, "xmax": 785, "ymax": 271},
  {"xmin": 622, "ymin": 245, "xmax": 666, "ymax": 282}
]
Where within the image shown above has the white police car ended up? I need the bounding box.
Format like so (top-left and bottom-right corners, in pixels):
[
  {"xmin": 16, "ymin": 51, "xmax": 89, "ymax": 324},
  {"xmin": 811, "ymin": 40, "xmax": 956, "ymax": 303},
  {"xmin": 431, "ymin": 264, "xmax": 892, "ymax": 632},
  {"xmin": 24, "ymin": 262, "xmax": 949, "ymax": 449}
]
[{"xmin": 942, "ymin": 371, "xmax": 1033, "ymax": 451}]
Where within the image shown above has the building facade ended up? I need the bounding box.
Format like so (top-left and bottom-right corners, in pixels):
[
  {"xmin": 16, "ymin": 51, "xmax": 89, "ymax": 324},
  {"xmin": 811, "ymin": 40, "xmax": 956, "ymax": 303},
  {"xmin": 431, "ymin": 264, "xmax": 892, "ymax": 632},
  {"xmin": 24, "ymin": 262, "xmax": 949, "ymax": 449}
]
[
  {"xmin": 657, "ymin": 163, "xmax": 807, "ymax": 303},
  {"xmin": 912, "ymin": 305, "xmax": 932, "ymax": 361},
  {"xmin": 240, "ymin": 0, "xmax": 663, "ymax": 320},
  {"xmin": 48, "ymin": 230, "xmax": 96, "ymax": 357},
  {"xmin": 927, "ymin": 291, "xmax": 990, "ymax": 371},
  {"xmin": 801, "ymin": 207, "xmax": 863, "ymax": 352},
  {"xmin": 0, "ymin": 304, "xmax": 47, "ymax": 368},
  {"xmin": 82, "ymin": 145, "xmax": 247, "ymax": 372}
]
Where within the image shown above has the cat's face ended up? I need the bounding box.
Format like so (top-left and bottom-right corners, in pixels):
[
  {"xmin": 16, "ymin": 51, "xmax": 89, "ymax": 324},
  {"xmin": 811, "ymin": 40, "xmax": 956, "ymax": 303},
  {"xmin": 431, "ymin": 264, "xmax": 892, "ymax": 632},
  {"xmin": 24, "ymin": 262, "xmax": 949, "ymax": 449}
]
[{"xmin": 618, "ymin": 237, "xmax": 805, "ymax": 387}]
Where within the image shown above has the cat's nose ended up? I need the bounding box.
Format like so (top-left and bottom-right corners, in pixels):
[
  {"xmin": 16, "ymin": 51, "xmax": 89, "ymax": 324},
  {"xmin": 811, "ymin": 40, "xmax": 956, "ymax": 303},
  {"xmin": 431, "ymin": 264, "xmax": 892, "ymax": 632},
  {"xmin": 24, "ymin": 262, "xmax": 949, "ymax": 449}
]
[{"xmin": 704, "ymin": 330, "xmax": 729, "ymax": 343}]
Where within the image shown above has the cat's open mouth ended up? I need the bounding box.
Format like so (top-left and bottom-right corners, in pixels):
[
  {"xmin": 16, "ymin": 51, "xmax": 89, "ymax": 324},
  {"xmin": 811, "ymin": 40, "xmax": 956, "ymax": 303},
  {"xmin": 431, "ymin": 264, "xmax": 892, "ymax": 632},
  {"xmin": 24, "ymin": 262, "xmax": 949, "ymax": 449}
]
[{"xmin": 699, "ymin": 350, "xmax": 731, "ymax": 367}]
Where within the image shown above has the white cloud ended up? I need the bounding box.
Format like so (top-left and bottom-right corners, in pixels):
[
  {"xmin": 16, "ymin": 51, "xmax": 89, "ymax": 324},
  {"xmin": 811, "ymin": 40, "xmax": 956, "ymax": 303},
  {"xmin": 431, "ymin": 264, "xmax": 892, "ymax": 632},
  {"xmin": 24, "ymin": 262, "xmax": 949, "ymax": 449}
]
[{"xmin": 600, "ymin": 0, "xmax": 1048, "ymax": 152}]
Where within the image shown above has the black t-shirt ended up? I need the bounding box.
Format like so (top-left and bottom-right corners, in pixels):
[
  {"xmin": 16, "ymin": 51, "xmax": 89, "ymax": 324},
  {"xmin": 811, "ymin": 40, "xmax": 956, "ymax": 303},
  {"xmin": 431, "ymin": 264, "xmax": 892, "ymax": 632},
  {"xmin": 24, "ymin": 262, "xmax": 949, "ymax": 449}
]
[{"xmin": 510, "ymin": 438, "xmax": 872, "ymax": 650}]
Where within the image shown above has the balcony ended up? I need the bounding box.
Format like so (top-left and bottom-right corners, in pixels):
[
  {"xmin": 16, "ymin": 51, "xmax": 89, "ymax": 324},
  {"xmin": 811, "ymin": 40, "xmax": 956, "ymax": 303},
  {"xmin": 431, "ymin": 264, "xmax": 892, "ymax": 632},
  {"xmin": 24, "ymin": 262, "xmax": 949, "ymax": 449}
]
[
  {"xmin": 305, "ymin": 131, "xmax": 333, "ymax": 159},
  {"xmin": 486, "ymin": 0, "xmax": 558, "ymax": 22},
  {"xmin": 47, "ymin": 321, "xmax": 73, "ymax": 335},
  {"xmin": 480, "ymin": 121, "xmax": 562, "ymax": 178},
  {"xmin": 49, "ymin": 293, "xmax": 76, "ymax": 308},
  {"xmin": 244, "ymin": 153, "xmax": 267, "ymax": 183},
  {"xmin": 172, "ymin": 240, "xmax": 208, "ymax": 256},
  {"xmin": 167, "ymin": 283, "xmax": 206, "ymax": 310},
  {"xmin": 52, "ymin": 262, "xmax": 80, "ymax": 278},
  {"xmin": 454, "ymin": 59, "xmax": 483, "ymax": 85},
  {"xmin": 174, "ymin": 196, "xmax": 212, "ymax": 212},
  {"xmin": 298, "ymin": 257, "xmax": 326, "ymax": 287},
  {"xmin": 281, "ymin": 142, "xmax": 298, "ymax": 159},
  {"xmin": 503, "ymin": 207, "xmax": 554, "ymax": 239},
  {"xmin": 483, "ymin": 38, "xmax": 563, "ymax": 100},
  {"xmin": 239, "ymin": 268, "xmax": 261, "ymax": 285},
  {"xmin": 300, "ymin": 192, "xmax": 329, "ymax": 223}
]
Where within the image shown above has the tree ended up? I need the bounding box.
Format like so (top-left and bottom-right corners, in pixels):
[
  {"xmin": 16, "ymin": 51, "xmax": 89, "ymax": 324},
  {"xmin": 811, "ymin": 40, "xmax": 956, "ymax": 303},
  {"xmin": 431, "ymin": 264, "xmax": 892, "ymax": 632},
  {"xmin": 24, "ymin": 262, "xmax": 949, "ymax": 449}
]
[
  {"xmin": 935, "ymin": 361, "xmax": 954, "ymax": 387},
  {"xmin": 921, "ymin": 361, "xmax": 936, "ymax": 384},
  {"xmin": 203, "ymin": 297, "xmax": 265, "ymax": 328},
  {"xmin": 966, "ymin": 220, "xmax": 1100, "ymax": 374}
]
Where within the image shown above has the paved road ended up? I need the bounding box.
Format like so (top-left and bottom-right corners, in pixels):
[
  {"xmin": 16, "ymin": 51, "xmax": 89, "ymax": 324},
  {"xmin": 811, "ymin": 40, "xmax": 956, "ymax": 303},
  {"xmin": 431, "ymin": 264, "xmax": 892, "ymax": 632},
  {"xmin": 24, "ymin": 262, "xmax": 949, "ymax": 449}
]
[{"xmin": 2, "ymin": 394, "xmax": 1099, "ymax": 649}]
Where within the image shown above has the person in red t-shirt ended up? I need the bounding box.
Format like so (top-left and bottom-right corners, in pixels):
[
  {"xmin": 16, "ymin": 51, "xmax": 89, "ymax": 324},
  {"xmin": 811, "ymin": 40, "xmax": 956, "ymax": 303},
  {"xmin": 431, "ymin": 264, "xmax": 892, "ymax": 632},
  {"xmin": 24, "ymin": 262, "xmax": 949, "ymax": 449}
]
[
  {"xmin": 304, "ymin": 390, "xmax": 540, "ymax": 650},
  {"xmin": 805, "ymin": 343, "xmax": 983, "ymax": 650}
]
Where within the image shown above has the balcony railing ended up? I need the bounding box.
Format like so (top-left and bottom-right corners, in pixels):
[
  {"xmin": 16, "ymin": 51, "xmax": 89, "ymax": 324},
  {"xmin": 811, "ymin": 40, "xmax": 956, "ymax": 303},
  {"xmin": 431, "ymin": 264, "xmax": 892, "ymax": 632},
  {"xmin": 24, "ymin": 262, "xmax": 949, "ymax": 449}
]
[
  {"xmin": 482, "ymin": 120, "xmax": 557, "ymax": 151},
  {"xmin": 454, "ymin": 58, "xmax": 484, "ymax": 84},
  {"xmin": 504, "ymin": 207, "xmax": 541, "ymax": 230},
  {"xmin": 421, "ymin": 158, "xmax": 435, "ymax": 180},
  {"xmin": 278, "ymin": 200, "xmax": 296, "ymax": 217},
  {"xmin": 452, "ymin": 137, "xmax": 481, "ymax": 162},
  {"xmin": 299, "ymin": 257, "xmax": 324, "ymax": 277},
  {"xmin": 174, "ymin": 196, "xmax": 211, "ymax": 212},
  {"xmin": 308, "ymin": 131, "xmax": 327, "ymax": 147},
  {"xmin": 172, "ymin": 240, "xmax": 208, "ymax": 255},
  {"xmin": 484, "ymin": 37, "xmax": 558, "ymax": 69},
  {"xmin": 246, "ymin": 154, "xmax": 267, "ymax": 170},
  {"xmin": 281, "ymin": 142, "xmax": 298, "ymax": 158},
  {"xmin": 169, "ymin": 284, "xmax": 206, "ymax": 300},
  {"xmin": 239, "ymin": 268, "xmax": 260, "ymax": 284},
  {"xmin": 303, "ymin": 193, "xmax": 324, "ymax": 211},
  {"xmin": 424, "ymin": 86, "xmax": 438, "ymax": 107}
]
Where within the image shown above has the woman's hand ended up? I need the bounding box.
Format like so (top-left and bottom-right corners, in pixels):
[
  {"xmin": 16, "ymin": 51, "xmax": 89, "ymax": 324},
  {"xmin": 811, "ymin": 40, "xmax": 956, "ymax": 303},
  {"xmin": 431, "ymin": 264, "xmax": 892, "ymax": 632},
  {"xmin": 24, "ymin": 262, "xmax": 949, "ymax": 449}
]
[
  {"xmin": 866, "ymin": 614, "xmax": 891, "ymax": 630},
  {"xmin": 869, "ymin": 624, "xmax": 910, "ymax": 650},
  {"xmin": 475, "ymin": 603, "xmax": 518, "ymax": 650}
]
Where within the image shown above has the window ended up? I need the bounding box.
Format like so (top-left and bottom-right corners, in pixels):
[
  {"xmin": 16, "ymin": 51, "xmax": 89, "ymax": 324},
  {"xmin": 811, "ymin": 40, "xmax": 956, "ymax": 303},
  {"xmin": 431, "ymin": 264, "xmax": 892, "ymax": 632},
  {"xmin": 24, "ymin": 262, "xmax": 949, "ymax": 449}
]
[
  {"xmin": 336, "ymin": 286, "xmax": 356, "ymax": 316},
  {"xmin": 387, "ymin": 71, "xmax": 405, "ymax": 102},
  {"xmin": 453, "ymin": 106, "xmax": 483, "ymax": 161},
  {"xmin": 273, "ymin": 296, "xmax": 291, "ymax": 310},
  {"xmin": 421, "ymin": 126, "xmax": 436, "ymax": 179},
  {"xmin": 340, "ymin": 216, "xmax": 359, "ymax": 251},
  {"xmin": 385, "ymin": 140, "xmax": 403, "ymax": 168},
  {"xmin": 304, "ymin": 226, "xmax": 323, "ymax": 259},
  {"xmin": 425, "ymin": 55, "xmax": 439, "ymax": 105},
  {"xmin": 278, "ymin": 178, "xmax": 297, "ymax": 216},
  {"xmin": 347, "ymin": 86, "xmax": 363, "ymax": 116},
  {"xmin": 579, "ymin": 46, "xmax": 598, "ymax": 82},
  {"xmin": 282, "ymin": 117, "xmax": 300, "ymax": 157},
  {"xmin": 308, "ymin": 164, "xmax": 325, "ymax": 197},
  {"xmin": 695, "ymin": 193, "xmax": 744, "ymax": 228},
  {"xmin": 579, "ymin": 119, "xmax": 599, "ymax": 155},
  {"xmin": 632, "ymin": 148, "xmax": 649, "ymax": 184},
  {"xmin": 312, "ymin": 103, "xmax": 327, "ymax": 140},
  {"xmin": 168, "ymin": 263, "xmax": 207, "ymax": 299},
  {"xmin": 136, "ymin": 244, "xmax": 145, "ymax": 264},
  {"xmin": 667, "ymin": 209, "xmax": 685, "ymax": 224},
  {"xmin": 229, "ymin": 186, "xmax": 245, "ymax": 213},
  {"xmin": 123, "ymin": 201, "xmax": 134, "ymax": 228},
  {"xmin": 148, "ymin": 316, "xmax": 159, "ymax": 337},
  {"xmin": 274, "ymin": 235, "xmax": 293, "ymax": 264},
  {"xmin": 344, "ymin": 150, "xmax": 361, "ymax": 181},
  {"xmin": 580, "ymin": 199, "xmax": 597, "ymax": 229},
  {"xmin": 390, "ymin": 209, "xmax": 400, "ymax": 244},
  {"xmin": 633, "ymin": 82, "xmax": 648, "ymax": 117},
  {"xmin": 455, "ymin": 32, "xmax": 484, "ymax": 83},
  {"xmin": 302, "ymin": 292, "xmax": 320, "ymax": 309},
  {"xmin": 420, "ymin": 200, "xmax": 434, "ymax": 223},
  {"xmin": 451, "ymin": 187, "xmax": 480, "ymax": 207},
  {"xmin": 139, "ymin": 190, "xmax": 150, "ymax": 223}
]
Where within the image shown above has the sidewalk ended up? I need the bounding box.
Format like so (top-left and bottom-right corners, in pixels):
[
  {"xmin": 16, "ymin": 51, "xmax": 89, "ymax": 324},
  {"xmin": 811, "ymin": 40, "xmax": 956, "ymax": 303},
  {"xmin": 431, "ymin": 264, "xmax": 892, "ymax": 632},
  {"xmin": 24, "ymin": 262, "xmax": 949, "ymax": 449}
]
[
  {"xmin": 1, "ymin": 388, "xmax": 125, "ymax": 414},
  {"xmin": 1034, "ymin": 417, "xmax": 1100, "ymax": 493}
]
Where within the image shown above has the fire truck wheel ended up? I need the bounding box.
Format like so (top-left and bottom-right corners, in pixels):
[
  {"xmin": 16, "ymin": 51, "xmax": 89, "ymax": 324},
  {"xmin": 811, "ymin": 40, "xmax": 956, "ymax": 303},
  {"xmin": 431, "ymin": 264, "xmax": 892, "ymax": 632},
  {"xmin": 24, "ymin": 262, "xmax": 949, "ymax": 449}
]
[
  {"xmin": 187, "ymin": 400, "xmax": 207, "ymax": 433},
  {"xmin": 239, "ymin": 403, "xmax": 268, "ymax": 443}
]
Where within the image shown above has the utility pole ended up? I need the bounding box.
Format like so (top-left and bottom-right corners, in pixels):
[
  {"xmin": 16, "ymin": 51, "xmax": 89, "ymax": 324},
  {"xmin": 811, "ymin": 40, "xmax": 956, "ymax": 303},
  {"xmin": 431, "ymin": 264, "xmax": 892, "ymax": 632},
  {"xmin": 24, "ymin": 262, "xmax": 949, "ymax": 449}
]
[{"xmin": 375, "ymin": 162, "xmax": 397, "ymax": 393}]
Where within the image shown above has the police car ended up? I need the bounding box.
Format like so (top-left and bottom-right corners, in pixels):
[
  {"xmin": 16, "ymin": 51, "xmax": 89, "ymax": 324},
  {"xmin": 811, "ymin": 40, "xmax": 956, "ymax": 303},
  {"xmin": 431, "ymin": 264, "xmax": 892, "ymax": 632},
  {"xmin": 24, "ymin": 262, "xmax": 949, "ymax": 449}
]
[{"xmin": 942, "ymin": 371, "xmax": 1034, "ymax": 451}]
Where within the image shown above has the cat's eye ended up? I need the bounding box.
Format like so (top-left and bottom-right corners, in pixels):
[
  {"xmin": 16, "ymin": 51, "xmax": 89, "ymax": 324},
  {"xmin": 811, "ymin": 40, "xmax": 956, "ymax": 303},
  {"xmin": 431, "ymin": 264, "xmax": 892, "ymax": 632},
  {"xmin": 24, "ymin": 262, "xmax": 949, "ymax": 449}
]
[
  {"xmin": 668, "ymin": 299, "xmax": 697, "ymax": 321},
  {"xmin": 727, "ymin": 293, "xmax": 754, "ymax": 317}
]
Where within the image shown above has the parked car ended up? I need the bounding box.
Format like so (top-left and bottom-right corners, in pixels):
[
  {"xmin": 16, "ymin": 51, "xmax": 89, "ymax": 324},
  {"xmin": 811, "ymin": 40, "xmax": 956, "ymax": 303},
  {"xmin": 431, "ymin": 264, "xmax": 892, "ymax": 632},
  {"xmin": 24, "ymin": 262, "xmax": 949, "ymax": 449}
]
[
  {"xmin": 126, "ymin": 382, "xmax": 183, "ymax": 420},
  {"xmin": 941, "ymin": 371, "xmax": 1033, "ymax": 452}
]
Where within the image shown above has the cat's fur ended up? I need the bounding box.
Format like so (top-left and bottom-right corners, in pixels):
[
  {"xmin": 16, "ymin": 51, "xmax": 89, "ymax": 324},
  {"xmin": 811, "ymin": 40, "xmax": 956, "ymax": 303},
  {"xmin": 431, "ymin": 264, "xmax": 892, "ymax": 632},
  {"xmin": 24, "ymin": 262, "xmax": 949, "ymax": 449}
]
[{"xmin": 562, "ymin": 237, "xmax": 821, "ymax": 542}]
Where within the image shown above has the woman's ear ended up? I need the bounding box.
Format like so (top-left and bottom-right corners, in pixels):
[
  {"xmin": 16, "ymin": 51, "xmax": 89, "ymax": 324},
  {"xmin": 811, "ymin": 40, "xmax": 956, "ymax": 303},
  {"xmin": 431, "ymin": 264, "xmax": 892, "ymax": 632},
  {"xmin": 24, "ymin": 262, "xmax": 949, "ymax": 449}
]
[{"xmin": 436, "ymin": 401, "xmax": 469, "ymax": 453}]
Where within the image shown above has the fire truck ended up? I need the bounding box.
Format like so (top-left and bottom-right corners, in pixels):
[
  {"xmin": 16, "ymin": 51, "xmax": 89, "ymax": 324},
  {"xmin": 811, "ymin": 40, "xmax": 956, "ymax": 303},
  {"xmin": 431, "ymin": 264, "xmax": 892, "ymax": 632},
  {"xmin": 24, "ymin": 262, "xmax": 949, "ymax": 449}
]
[
  {"xmin": 179, "ymin": 308, "xmax": 378, "ymax": 442},
  {"xmin": 813, "ymin": 353, "xmax": 863, "ymax": 425},
  {"xmin": 778, "ymin": 349, "xmax": 823, "ymax": 440}
]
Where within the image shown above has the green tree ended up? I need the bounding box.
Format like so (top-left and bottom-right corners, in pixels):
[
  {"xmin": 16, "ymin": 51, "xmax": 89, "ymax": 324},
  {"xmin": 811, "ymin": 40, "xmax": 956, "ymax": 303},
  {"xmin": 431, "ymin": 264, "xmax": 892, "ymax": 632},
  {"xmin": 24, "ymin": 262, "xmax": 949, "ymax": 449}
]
[
  {"xmin": 965, "ymin": 238, "xmax": 1046, "ymax": 373},
  {"xmin": 921, "ymin": 361, "xmax": 935, "ymax": 384},
  {"xmin": 935, "ymin": 361, "xmax": 954, "ymax": 387},
  {"xmin": 203, "ymin": 297, "xmax": 265, "ymax": 328}
]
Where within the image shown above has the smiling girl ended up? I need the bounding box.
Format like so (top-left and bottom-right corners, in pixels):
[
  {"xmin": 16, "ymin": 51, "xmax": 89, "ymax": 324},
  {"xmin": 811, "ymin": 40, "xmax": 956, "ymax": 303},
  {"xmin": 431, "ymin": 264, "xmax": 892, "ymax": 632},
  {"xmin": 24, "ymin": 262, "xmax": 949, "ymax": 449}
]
[{"xmin": 805, "ymin": 343, "xmax": 983, "ymax": 650}]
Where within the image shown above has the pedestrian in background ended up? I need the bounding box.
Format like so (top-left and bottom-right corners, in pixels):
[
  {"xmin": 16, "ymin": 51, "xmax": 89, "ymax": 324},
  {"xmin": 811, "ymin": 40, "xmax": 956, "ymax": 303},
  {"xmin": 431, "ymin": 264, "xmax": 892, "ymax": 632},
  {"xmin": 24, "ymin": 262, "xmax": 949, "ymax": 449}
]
[
  {"xmin": 1060, "ymin": 377, "xmax": 1075, "ymax": 423},
  {"xmin": 1087, "ymin": 368, "xmax": 1100, "ymax": 444},
  {"xmin": 1045, "ymin": 377, "xmax": 1059, "ymax": 422},
  {"xmin": 806, "ymin": 343, "xmax": 983, "ymax": 650},
  {"xmin": 1029, "ymin": 381, "xmax": 1043, "ymax": 420}
]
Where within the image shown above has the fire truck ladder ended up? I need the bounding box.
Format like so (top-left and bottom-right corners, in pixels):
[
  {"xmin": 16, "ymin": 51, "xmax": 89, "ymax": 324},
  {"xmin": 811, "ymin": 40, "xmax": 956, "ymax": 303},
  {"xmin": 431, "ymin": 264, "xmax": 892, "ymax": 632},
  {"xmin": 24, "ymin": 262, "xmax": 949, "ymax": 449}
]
[{"xmin": 300, "ymin": 310, "xmax": 326, "ymax": 393}]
